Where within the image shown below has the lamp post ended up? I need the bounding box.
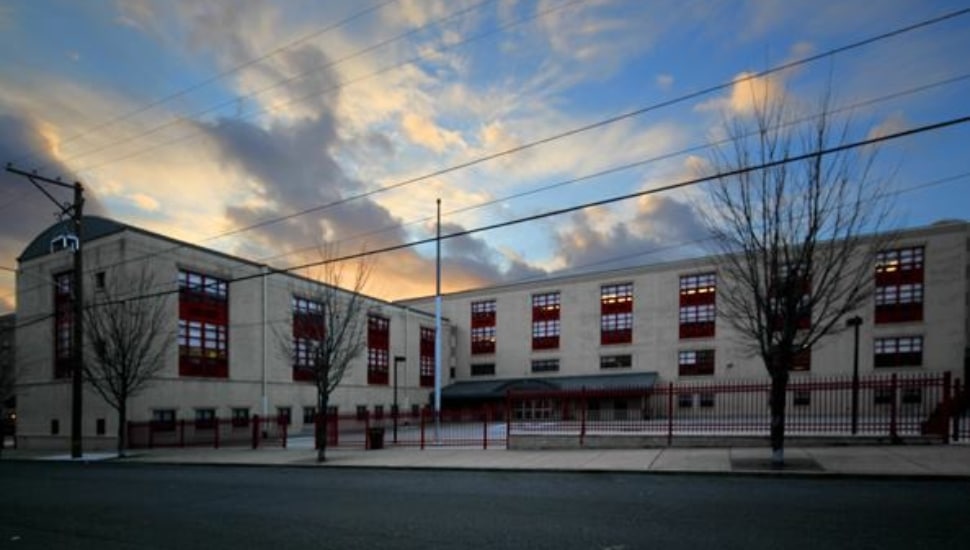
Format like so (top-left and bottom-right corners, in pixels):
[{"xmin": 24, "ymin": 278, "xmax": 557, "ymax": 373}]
[
  {"xmin": 393, "ymin": 355, "xmax": 405, "ymax": 443},
  {"xmin": 846, "ymin": 315, "xmax": 863, "ymax": 435}
]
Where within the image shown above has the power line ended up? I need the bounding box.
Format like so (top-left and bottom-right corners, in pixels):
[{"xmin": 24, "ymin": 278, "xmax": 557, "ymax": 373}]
[
  {"xmin": 260, "ymin": 114, "xmax": 970, "ymax": 280},
  {"xmin": 11, "ymin": 1, "xmax": 397, "ymax": 169},
  {"xmin": 110, "ymin": 6, "xmax": 970, "ymax": 246},
  {"xmin": 256, "ymin": 71, "xmax": 970, "ymax": 263},
  {"xmin": 7, "ymin": 7, "xmax": 968, "ymax": 296},
  {"xmin": 42, "ymin": 0, "xmax": 502, "ymax": 173}
]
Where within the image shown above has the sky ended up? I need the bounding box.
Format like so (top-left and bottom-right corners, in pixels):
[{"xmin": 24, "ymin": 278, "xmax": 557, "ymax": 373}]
[{"xmin": 1, "ymin": 0, "xmax": 969, "ymax": 312}]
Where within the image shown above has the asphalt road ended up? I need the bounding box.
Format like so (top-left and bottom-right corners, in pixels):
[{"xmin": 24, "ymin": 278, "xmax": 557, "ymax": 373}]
[{"xmin": 0, "ymin": 462, "xmax": 967, "ymax": 549}]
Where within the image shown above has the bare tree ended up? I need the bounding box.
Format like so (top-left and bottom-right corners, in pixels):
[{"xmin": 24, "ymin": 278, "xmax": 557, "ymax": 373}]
[
  {"xmin": 83, "ymin": 267, "xmax": 173, "ymax": 456},
  {"xmin": 279, "ymin": 257, "xmax": 370, "ymax": 462},
  {"xmin": 702, "ymin": 87, "xmax": 894, "ymax": 464}
]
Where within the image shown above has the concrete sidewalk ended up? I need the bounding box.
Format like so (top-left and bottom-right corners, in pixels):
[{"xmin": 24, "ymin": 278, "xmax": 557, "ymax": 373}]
[{"xmin": 6, "ymin": 443, "xmax": 970, "ymax": 478}]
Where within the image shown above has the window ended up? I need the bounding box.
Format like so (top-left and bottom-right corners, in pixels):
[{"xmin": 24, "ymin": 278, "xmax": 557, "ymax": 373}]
[
  {"xmin": 178, "ymin": 270, "xmax": 229, "ymax": 378},
  {"xmin": 679, "ymin": 350, "xmax": 715, "ymax": 376},
  {"xmin": 874, "ymin": 336, "xmax": 923, "ymax": 367},
  {"xmin": 791, "ymin": 347, "xmax": 811, "ymax": 372},
  {"xmin": 532, "ymin": 292, "xmax": 561, "ymax": 350},
  {"xmin": 195, "ymin": 408, "xmax": 216, "ymax": 430},
  {"xmin": 678, "ymin": 394, "xmax": 693, "ymax": 408},
  {"xmin": 876, "ymin": 246, "xmax": 924, "ymax": 274},
  {"xmin": 53, "ymin": 271, "xmax": 73, "ymax": 379},
  {"xmin": 277, "ymin": 407, "xmax": 292, "ymax": 426},
  {"xmin": 367, "ymin": 315, "xmax": 390, "ymax": 385},
  {"xmin": 152, "ymin": 409, "xmax": 176, "ymax": 431},
  {"xmin": 292, "ymin": 296, "xmax": 323, "ymax": 382},
  {"xmin": 471, "ymin": 363, "xmax": 495, "ymax": 376},
  {"xmin": 374, "ymin": 405, "xmax": 385, "ymax": 420},
  {"xmin": 303, "ymin": 406, "xmax": 317, "ymax": 425},
  {"xmin": 96, "ymin": 418, "xmax": 106, "ymax": 436},
  {"xmin": 356, "ymin": 405, "xmax": 368, "ymax": 420},
  {"xmin": 50, "ymin": 419, "xmax": 60, "ymax": 435},
  {"xmin": 875, "ymin": 246, "xmax": 925, "ymax": 324},
  {"xmin": 600, "ymin": 355, "xmax": 632, "ymax": 370},
  {"xmin": 679, "ymin": 273, "xmax": 716, "ymax": 338},
  {"xmin": 470, "ymin": 326, "xmax": 496, "ymax": 354},
  {"xmin": 768, "ymin": 266, "xmax": 812, "ymax": 331},
  {"xmin": 95, "ymin": 271, "xmax": 106, "ymax": 290},
  {"xmin": 232, "ymin": 408, "xmax": 250, "ymax": 428},
  {"xmin": 471, "ymin": 299, "xmax": 497, "ymax": 354},
  {"xmin": 699, "ymin": 393, "xmax": 715, "ymax": 408},
  {"xmin": 793, "ymin": 391, "xmax": 811, "ymax": 407},
  {"xmin": 420, "ymin": 327, "xmax": 435, "ymax": 387},
  {"xmin": 531, "ymin": 359, "xmax": 559, "ymax": 373},
  {"xmin": 601, "ymin": 283, "xmax": 633, "ymax": 345}
]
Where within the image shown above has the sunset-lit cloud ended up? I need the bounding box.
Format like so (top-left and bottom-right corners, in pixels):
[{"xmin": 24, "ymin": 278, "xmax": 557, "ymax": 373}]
[{"xmin": 0, "ymin": 0, "xmax": 967, "ymax": 313}]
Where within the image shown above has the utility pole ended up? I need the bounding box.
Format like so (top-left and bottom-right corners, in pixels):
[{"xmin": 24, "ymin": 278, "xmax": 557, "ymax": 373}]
[{"xmin": 6, "ymin": 164, "xmax": 85, "ymax": 458}]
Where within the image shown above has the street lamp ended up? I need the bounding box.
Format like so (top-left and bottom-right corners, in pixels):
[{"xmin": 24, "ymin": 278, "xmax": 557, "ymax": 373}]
[
  {"xmin": 393, "ymin": 355, "xmax": 406, "ymax": 443},
  {"xmin": 846, "ymin": 315, "xmax": 863, "ymax": 435}
]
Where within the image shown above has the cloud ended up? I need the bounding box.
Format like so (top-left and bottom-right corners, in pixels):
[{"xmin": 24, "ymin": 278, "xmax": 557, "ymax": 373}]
[
  {"xmin": 551, "ymin": 194, "xmax": 709, "ymax": 274},
  {"xmin": 867, "ymin": 111, "xmax": 907, "ymax": 141},
  {"xmin": 401, "ymin": 112, "xmax": 465, "ymax": 153},
  {"xmin": 0, "ymin": 112, "xmax": 107, "ymax": 311},
  {"xmin": 696, "ymin": 72, "xmax": 786, "ymax": 115},
  {"xmin": 656, "ymin": 74, "xmax": 674, "ymax": 90},
  {"xmin": 129, "ymin": 193, "xmax": 160, "ymax": 212}
]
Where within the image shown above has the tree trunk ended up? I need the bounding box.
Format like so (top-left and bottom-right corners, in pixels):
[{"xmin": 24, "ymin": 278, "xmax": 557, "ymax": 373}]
[
  {"xmin": 117, "ymin": 402, "xmax": 127, "ymax": 458},
  {"xmin": 316, "ymin": 390, "xmax": 329, "ymax": 463},
  {"xmin": 768, "ymin": 356, "xmax": 790, "ymax": 466}
]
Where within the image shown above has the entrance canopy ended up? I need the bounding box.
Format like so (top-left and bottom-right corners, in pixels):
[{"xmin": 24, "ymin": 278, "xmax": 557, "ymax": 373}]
[{"xmin": 440, "ymin": 372, "xmax": 658, "ymax": 404}]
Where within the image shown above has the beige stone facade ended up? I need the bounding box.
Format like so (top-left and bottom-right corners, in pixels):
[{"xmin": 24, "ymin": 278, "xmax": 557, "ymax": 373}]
[
  {"xmin": 403, "ymin": 221, "xmax": 969, "ymax": 398},
  {"xmin": 15, "ymin": 218, "xmax": 453, "ymax": 450}
]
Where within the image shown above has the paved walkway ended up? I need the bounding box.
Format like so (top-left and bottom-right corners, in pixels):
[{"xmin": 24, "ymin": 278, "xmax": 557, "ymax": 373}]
[{"xmin": 5, "ymin": 443, "xmax": 970, "ymax": 478}]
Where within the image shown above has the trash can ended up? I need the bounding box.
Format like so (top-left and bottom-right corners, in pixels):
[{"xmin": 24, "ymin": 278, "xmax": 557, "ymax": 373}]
[{"xmin": 367, "ymin": 427, "xmax": 385, "ymax": 450}]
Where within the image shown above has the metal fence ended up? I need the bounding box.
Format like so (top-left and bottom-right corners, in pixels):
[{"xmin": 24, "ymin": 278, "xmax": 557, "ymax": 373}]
[
  {"xmin": 319, "ymin": 406, "xmax": 506, "ymax": 450},
  {"xmin": 508, "ymin": 372, "xmax": 961, "ymax": 445},
  {"xmin": 127, "ymin": 415, "xmax": 288, "ymax": 449}
]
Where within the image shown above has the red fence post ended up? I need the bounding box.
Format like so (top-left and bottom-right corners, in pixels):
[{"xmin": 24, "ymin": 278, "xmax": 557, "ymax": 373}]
[
  {"xmin": 667, "ymin": 382, "xmax": 674, "ymax": 447},
  {"xmin": 251, "ymin": 415, "xmax": 259, "ymax": 449},
  {"xmin": 148, "ymin": 422, "xmax": 154, "ymax": 449},
  {"xmin": 505, "ymin": 391, "xmax": 512, "ymax": 450},
  {"xmin": 179, "ymin": 419, "xmax": 185, "ymax": 448},
  {"xmin": 420, "ymin": 407, "xmax": 426, "ymax": 450},
  {"xmin": 214, "ymin": 416, "xmax": 220, "ymax": 449},
  {"xmin": 483, "ymin": 405, "xmax": 489, "ymax": 450},
  {"xmin": 364, "ymin": 411, "xmax": 371, "ymax": 450},
  {"xmin": 282, "ymin": 420, "xmax": 287, "ymax": 449},
  {"xmin": 579, "ymin": 387, "xmax": 587, "ymax": 448},
  {"xmin": 942, "ymin": 372, "xmax": 952, "ymax": 444},
  {"xmin": 953, "ymin": 378, "xmax": 962, "ymax": 443},
  {"xmin": 889, "ymin": 374, "xmax": 898, "ymax": 442}
]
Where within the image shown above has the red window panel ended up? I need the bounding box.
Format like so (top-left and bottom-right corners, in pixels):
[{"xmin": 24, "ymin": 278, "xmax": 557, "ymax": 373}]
[
  {"xmin": 601, "ymin": 312, "xmax": 633, "ymax": 345},
  {"xmin": 470, "ymin": 300, "xmax": 496, "ymax": 353},
  {"xmin": 874, "ymin": 282, "xmax": 924, "ymax": 324},
  {"xmin": 874, "ymin": 336, "xmax": 923, "ymax": 368},
  {"xmin": 875, "ymin": 246, "xmax": 924, "ymax": 286},
  {"xmin": 470, "ymin": 299, "xmax": 496, "ymax": 328},
  {"xmin": 679, "ymin": 273, "xmax": 716, "ymax": 306},
  {"xmin": 291, "ymin": 297, "xmax": 324, "ymax": 382},
  {"xmin": 532, "ymin": 292, "xmax": 561, "ymax": 350},
  {"xmin": 420, "ymin": 327, "xmax": 436, "ymax": 387},
  {"xmin": 178, "ymin": 270, "xmax": 229, "ymax": 378},
  {"xmin": 367, "ymin": 315, "xmax": 390, "ymax": 385},
  {"xmin": 678, "ymin": 349, "xmax": 715, "ymax": 376},
  {"xmin": 601, "ymin": 284, "xmax": 633, "ymax": 344},
  {"xmin": 471, "ymin": 326, "xmax": 495, "ymax": 355},
  {"xmin": 53, "ymin": 271, "xmax": 74, "ymax": 379}
]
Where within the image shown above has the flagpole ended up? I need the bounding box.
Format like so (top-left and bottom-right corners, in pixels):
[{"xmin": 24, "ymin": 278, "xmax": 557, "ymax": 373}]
[{"xmin": 434, "ymin": 198, "xmax": 442, "ymax": 444}]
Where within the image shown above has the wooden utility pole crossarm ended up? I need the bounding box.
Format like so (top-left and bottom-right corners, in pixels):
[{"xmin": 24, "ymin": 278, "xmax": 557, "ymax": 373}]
[{"xmin": 5, "ymin": 164, "xmax": 86, "ymax": 458}]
